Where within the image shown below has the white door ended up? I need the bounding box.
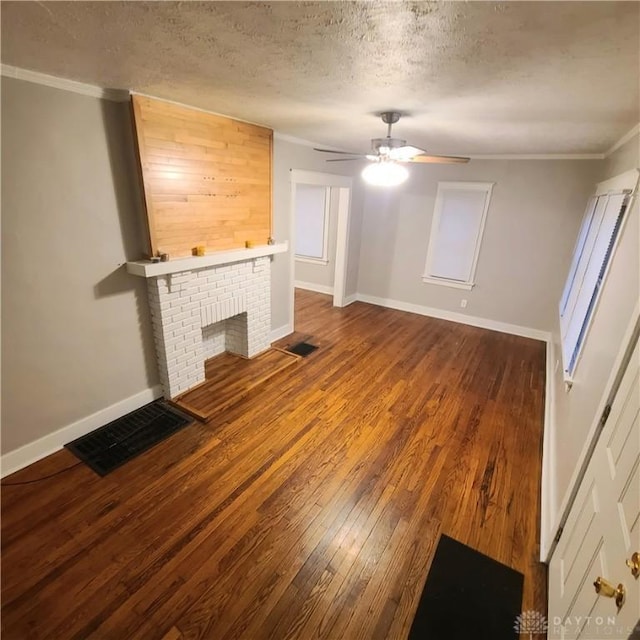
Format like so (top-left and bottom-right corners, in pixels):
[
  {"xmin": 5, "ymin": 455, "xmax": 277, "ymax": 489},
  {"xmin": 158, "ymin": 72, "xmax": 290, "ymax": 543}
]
[{"xmin": 548, "ymin": 335, "xmax": 640, "ymax": 639}]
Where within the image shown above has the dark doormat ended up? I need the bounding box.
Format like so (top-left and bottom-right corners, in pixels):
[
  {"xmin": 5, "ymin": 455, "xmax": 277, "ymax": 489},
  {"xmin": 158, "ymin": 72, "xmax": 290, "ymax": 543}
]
[
  {"xmin": 65, "ymin": 400, "xmax": 192, "ymax": 476},
  {"xmin": 408, "ymin": 534, "xmax": 524, "ymax": 640},
  {"xmin": 286, "ymin": 341, "xmax": 318, "ymax": 357}
]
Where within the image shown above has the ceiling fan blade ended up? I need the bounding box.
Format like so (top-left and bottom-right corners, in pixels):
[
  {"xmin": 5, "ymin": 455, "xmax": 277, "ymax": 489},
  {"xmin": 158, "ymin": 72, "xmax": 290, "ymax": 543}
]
[
  {"xmin": 325, "ymin": 157, "xmax": 365, "ymax": 162},
  {"xmin": 314, "ymin": 148, "xmax": 366, "ymax": 155},
  {"xmin": 408, "ymin": 154, "xmax": 470, "ymax": 164},
  {"xmin": 388, "ymin": 145, "xmax": 427, "ymax": 161}
]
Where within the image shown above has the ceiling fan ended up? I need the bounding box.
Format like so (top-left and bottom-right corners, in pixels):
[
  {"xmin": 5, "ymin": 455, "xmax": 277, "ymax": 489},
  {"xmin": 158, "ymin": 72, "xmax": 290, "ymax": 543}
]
[
  {"xmin": 314, "ymin": 112, "xmax": 470, "ymax": 165},
  {"xmin": 314, "ymin": 112, "xmax": 469, "ymax": 186}
]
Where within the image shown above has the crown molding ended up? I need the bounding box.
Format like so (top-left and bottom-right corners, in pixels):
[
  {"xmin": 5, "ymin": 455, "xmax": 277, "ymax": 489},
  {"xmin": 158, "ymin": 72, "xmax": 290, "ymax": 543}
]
[
  {"xmin": 0, "ymin": 64, "xmax": 129, "ymax": 102},
  {"xmin": 468, "ymin": 153, "xmax": 603, "ymax": 160},
  {"xmin": 604, "ymin": 123, "xmax": 640, "ymax": 158},
  {"xmin": 273, "ymin": 131, "xmax": 317, "ymax": 148},
  {"xmin": 273, "ymin": 131, "xmax": 351, "ymax": 152}
]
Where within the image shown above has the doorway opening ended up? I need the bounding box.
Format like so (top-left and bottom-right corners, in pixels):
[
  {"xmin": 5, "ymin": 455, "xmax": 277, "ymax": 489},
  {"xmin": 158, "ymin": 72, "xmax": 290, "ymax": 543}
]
[{"xmin": 289, "ymin": 170, "xmax": 352, "ymax": 330}]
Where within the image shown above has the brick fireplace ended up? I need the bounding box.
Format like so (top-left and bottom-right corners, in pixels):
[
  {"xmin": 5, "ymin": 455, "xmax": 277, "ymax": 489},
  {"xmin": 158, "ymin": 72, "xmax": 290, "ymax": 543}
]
[{"xmin": 127, "ymin": 244, "xmax": 287, "ymax": 398}]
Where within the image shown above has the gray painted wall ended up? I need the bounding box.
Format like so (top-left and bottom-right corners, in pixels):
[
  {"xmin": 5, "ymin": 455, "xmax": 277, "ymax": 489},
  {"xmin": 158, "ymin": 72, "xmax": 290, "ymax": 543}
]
[
  {"xmin": 1, "ymin": 76, "xmax": 158, "ymax": 454},
  {"xmin": 602, "ymin": 132, "xmax": 639, "ymax": 181},
  {"xmin": 356, "ymin": 160, "xmax": 601, "ymax": 332},
  {"xmin": 546, "ymin": 132, "xmax": 639, "ymax": 537}
]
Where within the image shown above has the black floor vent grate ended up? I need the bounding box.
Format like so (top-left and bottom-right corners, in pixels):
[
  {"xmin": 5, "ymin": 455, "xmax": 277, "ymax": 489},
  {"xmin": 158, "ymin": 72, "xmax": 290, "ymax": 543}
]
[
  {"xmin": 286, "ymin": 341, "xmax": 319, "ymax": 357},
  {"xmin": 65, "ymin": 401, "xmax": 192, "ymax": 476}
]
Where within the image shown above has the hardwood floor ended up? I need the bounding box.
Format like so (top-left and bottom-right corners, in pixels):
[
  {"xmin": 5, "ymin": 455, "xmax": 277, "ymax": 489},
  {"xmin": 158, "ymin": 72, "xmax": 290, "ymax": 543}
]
[{"xmin": 1, "ymin": 290, "xmax": 547, "ymax": 639}]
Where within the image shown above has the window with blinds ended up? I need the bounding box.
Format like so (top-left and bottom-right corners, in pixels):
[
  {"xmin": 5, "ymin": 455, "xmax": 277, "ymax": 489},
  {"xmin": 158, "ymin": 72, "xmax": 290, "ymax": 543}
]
[
  {"xmin": 422, "ymin": 182, "xmax": 494, "ymax": 290},
  {"xmin": 560, "ymin": 190, "xmax": 630, "ymax": 377},
  {"xmin": 294, "ymin": 184, "xmax": 330, "ymax": 264}
]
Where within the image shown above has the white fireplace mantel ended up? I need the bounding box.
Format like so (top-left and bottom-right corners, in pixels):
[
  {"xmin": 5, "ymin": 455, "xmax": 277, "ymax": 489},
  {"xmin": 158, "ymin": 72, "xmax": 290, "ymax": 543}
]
[
  {"xmin": 135, "ymin": 243, "xmax": 284, "ymax": 398},
  {"xmin": 126, "ymin": 242, "xmax": 288, "ymax": 278}
]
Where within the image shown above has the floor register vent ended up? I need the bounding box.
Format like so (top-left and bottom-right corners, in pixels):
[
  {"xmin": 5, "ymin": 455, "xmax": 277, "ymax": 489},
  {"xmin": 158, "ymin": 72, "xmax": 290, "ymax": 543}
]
[{"xmin": 65, "ymin": 401, "xmax": 192, "ymax": 476}]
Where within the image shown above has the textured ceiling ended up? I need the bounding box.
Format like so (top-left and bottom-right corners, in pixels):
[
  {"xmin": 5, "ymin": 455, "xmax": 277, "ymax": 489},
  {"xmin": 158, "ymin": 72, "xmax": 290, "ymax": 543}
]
[{"xmin": 1, "ymin": 1, "xmax": 639, "ymax": 155}]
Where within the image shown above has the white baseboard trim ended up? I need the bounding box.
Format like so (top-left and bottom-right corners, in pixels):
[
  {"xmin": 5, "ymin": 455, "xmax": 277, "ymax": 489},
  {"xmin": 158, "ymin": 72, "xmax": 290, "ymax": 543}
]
[
  {"xmin": 1, "ymin": 385, "xmax": 163, "ymax": 478},
  {"xmin": 355, "ymin": 293, "xmax": 552, "ymax": 342},
  {"xmin": 270, "ymin": 323, "xmax": 293, "ymax": 343},
  {"xmin": 294, "ymin": 280, "xmax": 334, "ymax": 296},
  {"xmin": 540, "ymin": 338, "xmax": 558, "ymax": 562},
  {"xmin": 343, "ymin": 293, "xmax": 358, "ymax": 306}
]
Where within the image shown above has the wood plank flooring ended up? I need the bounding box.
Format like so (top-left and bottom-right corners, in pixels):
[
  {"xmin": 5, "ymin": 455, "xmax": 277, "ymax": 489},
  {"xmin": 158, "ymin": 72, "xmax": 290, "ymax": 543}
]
[
  {"xmin": 1, "ymin": 289, "xmax": 547, "ymax": 639},
  {"xmin": 174, "ymin": 348, "xmax": 301, "ymax": 421}
]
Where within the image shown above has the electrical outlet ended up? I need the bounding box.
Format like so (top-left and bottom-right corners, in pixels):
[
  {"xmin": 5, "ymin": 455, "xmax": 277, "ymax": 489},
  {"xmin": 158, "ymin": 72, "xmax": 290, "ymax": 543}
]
[{"xmin": 460, "ymin": 299, "xmax": 467, "ymax": 308}]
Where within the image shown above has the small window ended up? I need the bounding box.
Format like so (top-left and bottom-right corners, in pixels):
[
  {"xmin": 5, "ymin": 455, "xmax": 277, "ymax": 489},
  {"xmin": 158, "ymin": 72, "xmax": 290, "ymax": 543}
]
[
  {"xmin": 560, "ymin": 191, "xmax": 629, "ymax": 377},
  {"xmin": 422, "ymin": 182, "xmax": 494, "ymax": 290},
  {"xmin": 294, "ymin": 184, "xmax": 330, "ymax": 264}
]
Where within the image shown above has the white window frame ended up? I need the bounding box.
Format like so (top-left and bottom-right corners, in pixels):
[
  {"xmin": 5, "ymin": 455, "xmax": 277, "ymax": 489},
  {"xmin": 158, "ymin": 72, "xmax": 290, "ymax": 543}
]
[
  {"xmin": 559, "ymin": 182, "xmax": 633, "ymax": 381},
  {"xmin": 294, "ymin": 184, "xmax": 331, "ymax": 265},
  {"xmin": 422, "ymin": 181, "xmax": 494, "ymax": 291}
]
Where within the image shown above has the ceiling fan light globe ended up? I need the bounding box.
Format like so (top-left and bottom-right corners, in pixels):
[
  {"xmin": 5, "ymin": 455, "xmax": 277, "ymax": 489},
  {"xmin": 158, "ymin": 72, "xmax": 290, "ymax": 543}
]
[{"xmin": 361, "ymin": 162, "xmax": 409, "ymax": 187}]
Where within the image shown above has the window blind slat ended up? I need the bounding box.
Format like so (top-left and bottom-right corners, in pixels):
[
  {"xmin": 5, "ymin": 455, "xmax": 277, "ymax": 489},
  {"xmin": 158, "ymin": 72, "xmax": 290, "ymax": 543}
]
[
  {"xmin": 561, "ymin": 192, "xmax": 628, "ymax": 373},
  {"xmin": 560, "ymin": 194, "xmax": 608, "ymax": 355},
  {"xmin": 559, "ymin": 196, "xmax": 598, "ymax": 318},
  {"xmin": 568, "ymin": 199, "xmax": 627, "ymax": 372}
]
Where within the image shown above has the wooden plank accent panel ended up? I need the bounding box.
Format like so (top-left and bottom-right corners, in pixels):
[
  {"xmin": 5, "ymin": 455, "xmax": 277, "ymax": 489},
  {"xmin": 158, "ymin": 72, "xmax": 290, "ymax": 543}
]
[{"xmin": 131, "ymin": 95, "xmax": 273, "ymax": 258}]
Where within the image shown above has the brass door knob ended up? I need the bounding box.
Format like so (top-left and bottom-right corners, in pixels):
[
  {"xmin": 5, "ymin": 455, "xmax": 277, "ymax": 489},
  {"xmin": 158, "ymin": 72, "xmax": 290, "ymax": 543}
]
[
  {"xmin": 626, "ymin": 552, "xmax": 640, "ymax": 579},
  {"xmin": 594, "ymin": 577, "xmax": 626, "ymax": 609}
]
